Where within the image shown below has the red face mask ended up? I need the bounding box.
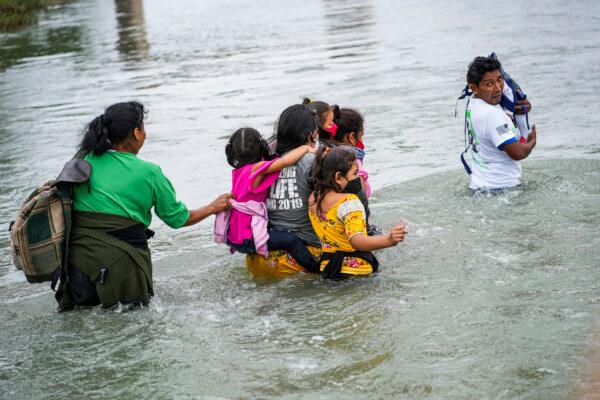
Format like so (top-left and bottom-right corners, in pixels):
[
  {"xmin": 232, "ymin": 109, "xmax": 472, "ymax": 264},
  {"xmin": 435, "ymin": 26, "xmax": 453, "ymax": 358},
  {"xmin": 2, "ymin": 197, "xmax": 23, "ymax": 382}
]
[
  {"xmin": 324, "ymin": 123, "xmax": 338, "ymax": 138},
  {"xmin": 355, "ymin": 140, "xmax": 365, "ymax": 150}
]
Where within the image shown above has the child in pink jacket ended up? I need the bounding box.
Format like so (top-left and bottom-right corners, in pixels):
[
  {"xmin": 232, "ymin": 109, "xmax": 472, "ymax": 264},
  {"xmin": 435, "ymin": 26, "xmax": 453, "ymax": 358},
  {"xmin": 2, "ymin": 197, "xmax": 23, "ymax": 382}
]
[{"xmin": 215, "ymin": 127, "xmax": 319, "ymax": 272}]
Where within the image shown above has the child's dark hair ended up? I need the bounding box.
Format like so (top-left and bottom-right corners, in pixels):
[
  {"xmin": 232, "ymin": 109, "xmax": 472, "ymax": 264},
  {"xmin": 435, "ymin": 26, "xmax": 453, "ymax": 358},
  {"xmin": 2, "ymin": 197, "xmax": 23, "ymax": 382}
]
[
  {"xmin": 333, "ymin": 108, "xmax": 364, "ymax": 143},
  {"xmin": 225, "ymin": 127, "xmax": 273, "ymax": 168},
  {"xmin": 312, "ymin": 146, "xmax": 356, "ymax": 214},
  {"xmin": 274, "ymin": 104, "xmax": 317, "ymax": 155},
  {"xmin": 302, "ymin": 98, "xmax": 337, "ymax": 140},
  {"xmin": 467, "ymin": 56, "xmax": 502, "ymax": 86},
  {"xmin": 80, "ymin": 101, "xmax": 147, "ymax": 155}
]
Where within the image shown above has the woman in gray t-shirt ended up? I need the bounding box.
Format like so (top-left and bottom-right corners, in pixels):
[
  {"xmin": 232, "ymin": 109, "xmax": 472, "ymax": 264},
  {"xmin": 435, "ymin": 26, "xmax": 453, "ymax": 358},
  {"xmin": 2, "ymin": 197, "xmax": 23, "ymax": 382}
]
[{"xmin": 266, "ymin": 104, "xmax": 320, "ymax": 247}]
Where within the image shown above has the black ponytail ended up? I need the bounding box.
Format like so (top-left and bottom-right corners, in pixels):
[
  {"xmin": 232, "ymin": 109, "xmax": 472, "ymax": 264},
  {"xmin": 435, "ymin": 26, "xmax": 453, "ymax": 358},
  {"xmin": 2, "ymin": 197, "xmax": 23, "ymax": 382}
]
[
  {"xmin": 80, "ymin": 101, "xmax": 147, "ymax": 155},
  {"xmin": 225, "ymin": 127, "xmax": 274, "ymax": 168}
]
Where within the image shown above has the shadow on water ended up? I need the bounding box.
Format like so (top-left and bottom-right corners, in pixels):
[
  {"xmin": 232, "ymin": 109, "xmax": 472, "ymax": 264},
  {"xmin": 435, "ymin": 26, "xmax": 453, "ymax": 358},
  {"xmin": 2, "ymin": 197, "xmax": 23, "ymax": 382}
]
[
  {"xmin": 0, "ymin": 25, "xmax": 82, "ymax": 72},
  {"xmin": 1, "ymin": 159, "xmax": 599, "ymax": 399},
  {"xmin": 0, "ymin": 0, "xmax": 149, "ymax": 72},
  {"xmin": 322, "ymin": 0, "xmax": 378, "ymax": 61},
  {"xmin": 114, "ymin": 0, "xmax": 149, "ymax": 62}
]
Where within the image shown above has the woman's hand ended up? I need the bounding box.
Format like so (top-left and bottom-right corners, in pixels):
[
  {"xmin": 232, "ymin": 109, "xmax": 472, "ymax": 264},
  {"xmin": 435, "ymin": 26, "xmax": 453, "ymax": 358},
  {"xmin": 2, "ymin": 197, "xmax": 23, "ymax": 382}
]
[
  {"xmin": 183, "ymin": 193, "xmax": 234, "ymax": 226},
  {"xmin": 209, "ymin": 193, "xmax": 234, "ymax": 214},
  {"xmin": 306, "ymin": 144, "xmax": 317, "ymax": 154}
]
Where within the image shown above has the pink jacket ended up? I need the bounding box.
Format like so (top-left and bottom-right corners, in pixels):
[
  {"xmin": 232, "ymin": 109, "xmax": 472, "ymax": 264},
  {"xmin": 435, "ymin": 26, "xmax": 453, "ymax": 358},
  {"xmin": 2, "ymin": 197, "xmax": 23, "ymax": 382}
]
[{"xmin": 214, "ymin": 199, "xmax": 270, "ymax": 256}]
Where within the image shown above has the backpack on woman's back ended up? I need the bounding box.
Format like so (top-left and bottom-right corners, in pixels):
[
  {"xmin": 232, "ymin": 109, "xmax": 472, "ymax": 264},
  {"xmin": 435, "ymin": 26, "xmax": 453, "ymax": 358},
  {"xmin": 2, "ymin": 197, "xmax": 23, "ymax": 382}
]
[{"xmin": 9, "ymin": 158, "xmax": 91, "ymax": 285}]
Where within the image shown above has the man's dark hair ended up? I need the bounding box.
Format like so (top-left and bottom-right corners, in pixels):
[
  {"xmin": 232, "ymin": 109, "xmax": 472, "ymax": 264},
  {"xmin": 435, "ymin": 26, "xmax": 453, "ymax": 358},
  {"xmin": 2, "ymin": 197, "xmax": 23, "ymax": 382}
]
[{"xmin": 466, "ymin": 56, "xmax": 502, "ymax": 86}]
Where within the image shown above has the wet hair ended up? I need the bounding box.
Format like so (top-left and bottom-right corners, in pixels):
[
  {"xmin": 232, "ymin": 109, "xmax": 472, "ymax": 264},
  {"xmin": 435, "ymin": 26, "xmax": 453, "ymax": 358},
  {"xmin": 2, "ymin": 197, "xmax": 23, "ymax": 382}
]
[
  {"xmin": 225, "ymin": 127, "xmax": 273, "ymax": 168},
  {"xmin": 466, "ymin": 56, "xmax": 502, "ymax": 86},
  {"xmin": 274, "ymin": 104, "xmax": 318, "ymax": 155},
  {"xmin": 332, "ymin": 108, "xmax": 364, "ymax": 143},
  {"xmin": 302, "ymin": 98, "xmax": 337, "ymax": 140},
  {"xmin": 80, "ymin": 101, "xmax": 147, "ymax": 155},
  {"xmin": 311, "ymin": 146, "xmax": 356, "ymax": 214}
]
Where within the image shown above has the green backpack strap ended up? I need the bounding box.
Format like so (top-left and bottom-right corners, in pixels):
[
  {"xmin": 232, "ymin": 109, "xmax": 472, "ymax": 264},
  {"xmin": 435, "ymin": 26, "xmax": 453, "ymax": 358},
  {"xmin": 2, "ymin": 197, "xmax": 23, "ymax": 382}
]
[{"xmin": 52, "ymin": 152, "xmax": 92, "ymax": 310}]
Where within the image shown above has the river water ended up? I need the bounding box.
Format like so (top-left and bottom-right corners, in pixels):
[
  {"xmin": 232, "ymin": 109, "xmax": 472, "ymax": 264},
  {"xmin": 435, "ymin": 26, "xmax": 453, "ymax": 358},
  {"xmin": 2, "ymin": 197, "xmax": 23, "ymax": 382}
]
[{"xmin": 1, "ymin": 1, "xmax": 600, "ymax": 399}]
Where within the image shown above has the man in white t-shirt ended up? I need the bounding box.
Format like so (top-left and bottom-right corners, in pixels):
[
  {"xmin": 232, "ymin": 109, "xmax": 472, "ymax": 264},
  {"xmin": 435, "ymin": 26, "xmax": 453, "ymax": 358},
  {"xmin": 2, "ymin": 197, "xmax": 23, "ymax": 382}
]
[{"xmin": 465, "ymin": 56, "xmax": 537, "ymax": 191}]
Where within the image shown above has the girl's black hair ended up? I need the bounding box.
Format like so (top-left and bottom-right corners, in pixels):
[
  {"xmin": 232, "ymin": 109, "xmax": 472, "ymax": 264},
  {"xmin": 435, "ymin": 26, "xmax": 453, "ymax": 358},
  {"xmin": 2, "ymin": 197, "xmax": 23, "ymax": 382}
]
[
  {"xmin": 225, "ymin": 127, "xmax": 273, "ymax": 168},
  {"xmin": 333, "ymin": 108, "xmax": 364, "ymax": 143},
  {"xmin": 311, "ymin": 146, "xmax": 356, "ymax": 214},
  {"xmin": 80, "ymin": 101, "xmax": 147, "ymax": 155},
  {"xmin": 302, "ymin": 98, "xmax": 337, "ymax": 140},
  {"xmin": 274, "ymin": 104, "xmax": 317, "ymax": 155}
]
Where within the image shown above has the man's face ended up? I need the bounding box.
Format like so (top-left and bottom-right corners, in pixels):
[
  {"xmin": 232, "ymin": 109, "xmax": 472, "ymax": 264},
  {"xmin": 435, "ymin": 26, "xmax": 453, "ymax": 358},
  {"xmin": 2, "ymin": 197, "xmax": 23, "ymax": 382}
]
[{"xmin": 469, "ymin": 69, "xmax": 504, "ymax": 105}]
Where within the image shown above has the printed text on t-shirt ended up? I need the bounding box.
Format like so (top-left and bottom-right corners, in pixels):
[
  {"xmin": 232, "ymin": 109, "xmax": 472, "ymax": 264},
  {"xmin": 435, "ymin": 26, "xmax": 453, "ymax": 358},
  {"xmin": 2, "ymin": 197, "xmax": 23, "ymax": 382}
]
[{"xmin": 266, "ymin": 166, "xmax": 303, "ymax": 210}]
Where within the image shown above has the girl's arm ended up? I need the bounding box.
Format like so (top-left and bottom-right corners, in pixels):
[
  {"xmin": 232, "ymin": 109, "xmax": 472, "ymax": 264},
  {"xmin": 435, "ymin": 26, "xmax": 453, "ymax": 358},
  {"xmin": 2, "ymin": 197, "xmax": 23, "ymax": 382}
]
[
  {"xmin": 349, "ymin": 223, "xmax": 407, "ymax": 251},
  {"xmin": 263, "ymin": 144, "xmax": 315, "ymax": 174},
  {"xmin": 251, "ymin": 145, "xmax": 315, "ymax": 188}
]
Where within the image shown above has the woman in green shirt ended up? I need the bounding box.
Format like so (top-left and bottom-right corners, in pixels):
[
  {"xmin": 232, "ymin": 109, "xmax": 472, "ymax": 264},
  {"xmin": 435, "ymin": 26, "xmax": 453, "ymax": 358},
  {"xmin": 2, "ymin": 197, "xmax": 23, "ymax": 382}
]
[{"xmin": 58, "ymin": 101, "xmax": 232, "ymax": 310}]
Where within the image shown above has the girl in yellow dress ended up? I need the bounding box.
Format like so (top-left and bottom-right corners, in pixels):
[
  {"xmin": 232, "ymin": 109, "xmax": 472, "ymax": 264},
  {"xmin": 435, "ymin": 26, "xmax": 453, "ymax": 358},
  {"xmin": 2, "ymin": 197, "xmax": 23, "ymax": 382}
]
[{"xmin": 308, "ymin": 147, "xmax": 408, "ymax": 279}]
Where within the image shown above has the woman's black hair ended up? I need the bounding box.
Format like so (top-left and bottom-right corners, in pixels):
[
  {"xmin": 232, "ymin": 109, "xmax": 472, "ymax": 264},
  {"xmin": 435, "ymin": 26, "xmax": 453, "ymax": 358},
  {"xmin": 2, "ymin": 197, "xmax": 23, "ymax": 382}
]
[
  {"xmin": 467, "ymin": 56, "xmax": 502, "ymax": 86},
  {"xmin": 80, "ymin": 101, "xmax": 147, "ymax": 155},
  {"xmin": 225, "ymin": 127, "xmax": 273, "ymax": 168},
  {"xmin": 302, "ymin": 98, "xmax": 337, "ymax": 140},
  {"xmin": 333, "ymin": 108, "xmax": 364, "ymax": 143},
  {"xmin": 311, "ymin": 146, "xmax": 356, "ymax": 214},
  {"xmin": 274, "ymin": 104, "xmax": 318, "ymax": 155}
]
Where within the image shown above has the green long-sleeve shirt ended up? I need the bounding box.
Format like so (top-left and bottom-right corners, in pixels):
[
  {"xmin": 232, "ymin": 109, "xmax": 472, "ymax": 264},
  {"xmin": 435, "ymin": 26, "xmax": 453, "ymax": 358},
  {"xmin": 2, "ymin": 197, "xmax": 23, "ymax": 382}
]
[{"xmin": 73, "ymin": 151, "xmax": 189, "ymax": 228}]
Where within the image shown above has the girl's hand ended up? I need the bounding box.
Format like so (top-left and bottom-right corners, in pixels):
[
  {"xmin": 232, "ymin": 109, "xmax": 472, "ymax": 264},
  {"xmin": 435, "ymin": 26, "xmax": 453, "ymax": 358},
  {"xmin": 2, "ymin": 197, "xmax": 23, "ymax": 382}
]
[
  {"xmin": 306, "ymin": 144, "xmax": 317, "ymax": 154},
  {"xmin": 387, "ymin": 221, "xmax": 408, "ymax": 246}
]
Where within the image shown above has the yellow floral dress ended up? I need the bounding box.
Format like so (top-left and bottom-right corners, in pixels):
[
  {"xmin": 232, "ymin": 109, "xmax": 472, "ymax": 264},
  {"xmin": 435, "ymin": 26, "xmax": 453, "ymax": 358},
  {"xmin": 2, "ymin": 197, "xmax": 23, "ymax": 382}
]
[
  {"xmin": 245, "ymin": 246, "xmax": 322, "ymax": 279},
  {"xmin": 309, "ymin": 194, "xmax": 374, "ymax": 276}
]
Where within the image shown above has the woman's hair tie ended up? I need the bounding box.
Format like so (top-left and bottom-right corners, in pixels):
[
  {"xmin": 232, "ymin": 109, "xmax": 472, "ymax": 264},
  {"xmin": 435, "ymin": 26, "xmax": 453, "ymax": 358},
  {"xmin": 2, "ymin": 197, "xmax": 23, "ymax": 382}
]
[{"xmin": 100, "ymin": 113, "xmax": 113, "ymax": 127}]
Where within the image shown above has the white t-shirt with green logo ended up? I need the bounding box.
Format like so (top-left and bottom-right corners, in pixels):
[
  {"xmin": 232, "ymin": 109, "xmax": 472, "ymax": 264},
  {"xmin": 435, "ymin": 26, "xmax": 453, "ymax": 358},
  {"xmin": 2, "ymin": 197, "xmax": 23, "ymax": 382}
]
[{"xmin": 466, "ymin": 96, "xmax": 521, "ymax": 190}]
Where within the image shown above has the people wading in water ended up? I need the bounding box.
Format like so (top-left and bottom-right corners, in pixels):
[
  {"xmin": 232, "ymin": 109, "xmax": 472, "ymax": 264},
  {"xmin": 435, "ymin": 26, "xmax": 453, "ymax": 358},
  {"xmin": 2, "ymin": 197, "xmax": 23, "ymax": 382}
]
[{"xmin": 57, "ymin": 101, "xmax": 232, "ymax": 310}]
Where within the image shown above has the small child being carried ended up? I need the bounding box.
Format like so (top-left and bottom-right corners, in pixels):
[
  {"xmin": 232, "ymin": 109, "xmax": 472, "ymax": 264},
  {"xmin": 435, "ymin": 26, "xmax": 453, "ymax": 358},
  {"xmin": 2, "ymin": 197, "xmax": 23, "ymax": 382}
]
[{"xmin": 215, "ymin": 127, "xmax": 320, "ymax": 272}]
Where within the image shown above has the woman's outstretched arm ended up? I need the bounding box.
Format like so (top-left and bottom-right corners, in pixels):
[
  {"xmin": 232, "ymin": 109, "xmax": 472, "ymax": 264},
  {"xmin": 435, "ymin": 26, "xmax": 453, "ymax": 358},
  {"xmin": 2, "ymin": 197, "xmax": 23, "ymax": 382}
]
[{"xmin": 184, "ymin": 193, "xmax": 234, "ymax": 226}]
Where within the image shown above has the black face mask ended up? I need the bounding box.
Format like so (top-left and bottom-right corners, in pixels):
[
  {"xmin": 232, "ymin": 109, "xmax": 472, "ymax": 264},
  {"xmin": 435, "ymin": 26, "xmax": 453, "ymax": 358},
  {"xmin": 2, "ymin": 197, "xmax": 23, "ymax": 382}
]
[{"xmin": 342, "ymin": 177, "xmax": 362, "ymax": 194}]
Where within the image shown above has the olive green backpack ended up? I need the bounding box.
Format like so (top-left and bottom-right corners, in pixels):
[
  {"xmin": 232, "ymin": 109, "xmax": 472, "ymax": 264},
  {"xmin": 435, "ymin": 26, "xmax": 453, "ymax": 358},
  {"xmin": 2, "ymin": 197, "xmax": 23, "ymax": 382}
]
[{"xmin": 9, "ymin": 157, "xmax": 91, "ymax": 286}]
